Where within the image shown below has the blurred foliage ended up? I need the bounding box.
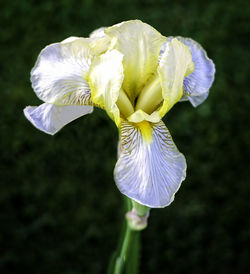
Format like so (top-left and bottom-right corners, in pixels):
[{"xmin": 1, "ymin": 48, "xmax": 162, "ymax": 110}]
[{"xmin": 1, "ymin": 0, "xmax": 250, "ymax": 273}]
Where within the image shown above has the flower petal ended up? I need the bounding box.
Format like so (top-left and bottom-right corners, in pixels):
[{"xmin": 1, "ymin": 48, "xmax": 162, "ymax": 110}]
[
  {"xmin": 158, "ymin": 38, "xmax": 194, "ymax": 117},
  {"xmin": 114, "ymin": 120, "xmax": 186, "ymax": 208},
  {"xmin": 88, "ymin": 27, "xmax": 111, "ymax": 56},
  {"xmin": 105, "ymin": 20, "xmax": 166, "ymax": 101},
  {"xmin": 127, "ymin": 109, "xmax": 161, "ymax": 123},
  {"xmin": 89, "ymin": 27, "xmax": 107, "ymax": 38},
  {"xmin": 88, "ymin": 49, "xmax": 124, "ymax": 126},
  {"xmin": 176, "ymin": 37, "xmax": 215, "ymax": 107},
  {"xmin": 24, "ymin": 103, "xmax": 93, "ymax": 135},
  {"xmin": 31, "ymin": 38, "xmax": 95, "ymax": 105}
]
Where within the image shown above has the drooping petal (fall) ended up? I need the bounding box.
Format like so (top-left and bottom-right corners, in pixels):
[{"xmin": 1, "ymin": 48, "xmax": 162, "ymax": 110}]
[
  {"xmin": 114, "ymin": 120, "xmax": 186, "ymax": 208},
  {"xmin": 88, "ymin": 49, "xmax": 124, "ymax": 125},
  {"xmin": 24, "ymin": 103, "xmax": 93, "ymax": 135},
  {"xmin": 176, "ymin": 37, "xmax": 215, "ymax": 107},
  {"xmin": 158, "ymin": 38, "xmax": 194, "ymax": 117},
  {"xmin": 105, "ymin": 20, "xmax": 166, "ymax": 101},
  {"xmin": 31, "ymin": 38, "xmax": 95, "ymax": 106}
]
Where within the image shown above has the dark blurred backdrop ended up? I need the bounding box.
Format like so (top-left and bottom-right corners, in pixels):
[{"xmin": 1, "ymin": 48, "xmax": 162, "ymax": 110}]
[{"xmin": 1, "ymin": 0, "xmax": 250, "ymax": 273}]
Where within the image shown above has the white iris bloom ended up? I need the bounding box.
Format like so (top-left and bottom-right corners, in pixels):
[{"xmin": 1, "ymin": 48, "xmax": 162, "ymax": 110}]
[{"xmin": 24, "ymin": 20, "xmax": 215, "ymax": 208}]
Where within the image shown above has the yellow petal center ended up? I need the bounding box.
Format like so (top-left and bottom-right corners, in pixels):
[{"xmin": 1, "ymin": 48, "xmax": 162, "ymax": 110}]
[
  {"xmin": 88, "ymin": 21, "xmax": 195, "ymax": 127},
  {"xmin": 136, "ymin": 120, "xmax": 153, "ymax": 143}
]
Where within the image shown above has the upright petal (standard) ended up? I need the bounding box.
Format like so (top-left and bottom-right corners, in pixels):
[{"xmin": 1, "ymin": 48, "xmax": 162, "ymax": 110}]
[
  {"xmin": 88, "ymin": 49, "xmax": 125, "ymax": 125},
  {"xmin": 158, "ymin": 38, "xmax": 194, "ymax": 117},
  {"xmin": 105, "ymin": 20, "xmax": 166, "ymax": 102}
]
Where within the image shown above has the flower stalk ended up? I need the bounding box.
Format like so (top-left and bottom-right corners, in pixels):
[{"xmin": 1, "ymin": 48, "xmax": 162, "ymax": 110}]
[
  {"xmin": 113, "ymin": 198, "xmax": 148, "ymax": 274},
  {"xmin": 114, "ymin": 222, "xmax": 133, "ymax": 274}
]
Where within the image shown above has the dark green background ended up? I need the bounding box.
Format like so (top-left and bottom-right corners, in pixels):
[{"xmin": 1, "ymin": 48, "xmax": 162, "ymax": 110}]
[{"xmin": 1, "ymin": 0, "xmax": 249, "ymax": 273}]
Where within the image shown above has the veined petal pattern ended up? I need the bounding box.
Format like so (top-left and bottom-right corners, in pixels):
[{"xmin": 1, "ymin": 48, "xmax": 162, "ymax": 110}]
[
  {"xmin": 114, "ymin": 120, "xmax": 186, "ymax": 208},
  {"xmin": 31, "ymin": 38, "xmax": 95, "ymax": 106}
]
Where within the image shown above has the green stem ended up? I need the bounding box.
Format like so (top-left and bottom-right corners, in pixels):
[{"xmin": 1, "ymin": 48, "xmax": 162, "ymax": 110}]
[
  {"xmin": 109, "ymin": 198, "xmax": 144, "ymax": 274},
  {"xmin": 114, "ymin": 223, "xmax": 133, "ymax": 274}
]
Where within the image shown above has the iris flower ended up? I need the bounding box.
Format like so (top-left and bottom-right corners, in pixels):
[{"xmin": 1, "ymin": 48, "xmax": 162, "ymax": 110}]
[{"xmin": 24, "ymin": 20, "xmax": 215, "ymax": 208}]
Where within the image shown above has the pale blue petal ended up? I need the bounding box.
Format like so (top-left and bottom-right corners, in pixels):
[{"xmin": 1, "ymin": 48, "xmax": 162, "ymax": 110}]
[
  {"xmin": 183, "ymin": 91, "xmax": 209, "ymax": 107},
  {"xmin": 177, "ymin": 37, "xmax": 215, "ymax": 106},
  {"xmin": 24, "ymin": 103, "xmax": 93, "ymax": 135},
  {"xmin": 114, "ymin": 121, "xmax": 186, "ymax": 208}
]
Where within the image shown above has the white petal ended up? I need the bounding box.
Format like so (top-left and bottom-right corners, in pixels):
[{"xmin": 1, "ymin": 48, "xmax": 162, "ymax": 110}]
[
  {"xmin": 89, "ymin": 27, "xmax": 107, "ymax": 38},
  {"xmin": 61, "ymin": 37, "xmax": 80, "ymax": 44},
  {"xmin": 24, "ymin": 103, "xmax": 93, "ymax": 135},
  {"xmin": 176, "ymin": 37, "xmax": 215, "ymax": 107},
  {"xmin": 87, "ymin": 27, "xmax": 111, "ymax": 56},
  {"xmin": 31, "ymin": 38, "xmax": 95, "ymax": 105},
  {"xmin": 114, "ymin": 121, "xmax": 186, "ymax": 208}
]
